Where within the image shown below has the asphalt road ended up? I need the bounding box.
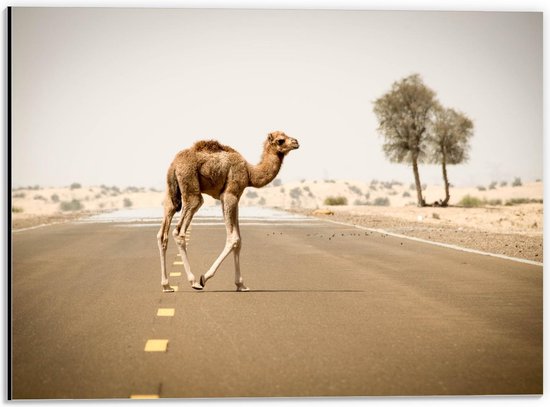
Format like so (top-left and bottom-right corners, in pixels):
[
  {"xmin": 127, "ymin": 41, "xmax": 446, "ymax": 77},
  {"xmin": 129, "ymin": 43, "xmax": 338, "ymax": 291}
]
[{"xmin": 11, "ymin": 210, "xmax": 542, "ymax": 399}]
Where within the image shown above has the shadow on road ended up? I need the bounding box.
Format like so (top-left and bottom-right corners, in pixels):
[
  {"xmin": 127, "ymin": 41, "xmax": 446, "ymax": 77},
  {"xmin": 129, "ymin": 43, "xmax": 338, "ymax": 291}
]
[{"xmin": 181, "ymin": 289, "xmax": 365, "ymax": 293}]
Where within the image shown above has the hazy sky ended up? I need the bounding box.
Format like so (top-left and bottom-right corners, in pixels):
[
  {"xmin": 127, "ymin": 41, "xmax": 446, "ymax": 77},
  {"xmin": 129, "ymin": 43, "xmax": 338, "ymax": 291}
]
[{"xmin": 11, "ymin": 7, "xmax": 542, "ymax": 188}]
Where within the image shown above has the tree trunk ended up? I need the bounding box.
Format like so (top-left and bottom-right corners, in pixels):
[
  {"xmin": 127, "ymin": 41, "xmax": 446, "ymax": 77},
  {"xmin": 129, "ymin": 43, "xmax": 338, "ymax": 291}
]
[
  {"xmin": 411, "ymin": 157, "xmax": 425, "ymax": 207},
  {"xmin": 441, "ymin": 154, "xmax": 450, "ymax": 207}
]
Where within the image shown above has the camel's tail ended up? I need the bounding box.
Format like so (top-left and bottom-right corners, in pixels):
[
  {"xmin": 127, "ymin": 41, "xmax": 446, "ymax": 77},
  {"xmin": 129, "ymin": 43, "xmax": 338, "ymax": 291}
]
[{"xmin": 166, "ymin": 167, "xmax": 182, "ymax": 212}]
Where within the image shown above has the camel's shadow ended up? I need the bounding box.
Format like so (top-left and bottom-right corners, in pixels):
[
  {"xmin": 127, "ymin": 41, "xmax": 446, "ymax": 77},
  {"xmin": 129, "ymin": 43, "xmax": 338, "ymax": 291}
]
[{"xmin": 183, "ymin": 289, "xmax": 365, "ymax": 293}]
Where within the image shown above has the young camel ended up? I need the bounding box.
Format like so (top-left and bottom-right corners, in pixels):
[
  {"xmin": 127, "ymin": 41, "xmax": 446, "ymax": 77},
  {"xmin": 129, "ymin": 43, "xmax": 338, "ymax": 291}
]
[{"xmin": 156, "ymin": 131, "xmax": 299, "ymax": 293}]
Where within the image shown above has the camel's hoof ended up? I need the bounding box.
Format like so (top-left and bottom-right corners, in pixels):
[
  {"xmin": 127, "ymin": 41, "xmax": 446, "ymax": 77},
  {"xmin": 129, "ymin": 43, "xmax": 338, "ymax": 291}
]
[
  {"xmin": 162, "ymin": 284, "xmax": 175, "ymax": 293},
  {"xmin": 191, "ymin": 281, "xmax": 203, "ymax": 290},
  {"xmin": 236, "ymin": 284, "xmax": 249, "ymax": 292},
  {"xmin": 199, "ymin": 275, "xmax": 206, "ymax": 289}
]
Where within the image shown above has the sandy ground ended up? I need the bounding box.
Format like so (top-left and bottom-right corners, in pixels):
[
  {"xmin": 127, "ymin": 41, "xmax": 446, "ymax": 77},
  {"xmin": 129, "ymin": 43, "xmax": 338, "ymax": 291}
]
[
  {"xmin": 321, "ymin": 204, "xmax": 543, "ymax": 236},
  {"xmin": 11, "ymin": 180, "xmax": 543, "ymax": 262}
]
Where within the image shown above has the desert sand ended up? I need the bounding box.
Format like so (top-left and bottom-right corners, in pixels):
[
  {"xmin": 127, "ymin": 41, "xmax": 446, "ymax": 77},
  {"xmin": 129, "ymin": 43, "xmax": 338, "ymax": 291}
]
[{"xmin": 11, "ymin": 180, "xmax": 543, "ymax": 262}]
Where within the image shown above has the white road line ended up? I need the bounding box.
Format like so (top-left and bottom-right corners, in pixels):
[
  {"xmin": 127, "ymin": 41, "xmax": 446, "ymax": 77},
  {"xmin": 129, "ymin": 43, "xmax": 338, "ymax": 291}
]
[
  {"xmin": 12, "ymin": 222, "xmax": 64, "ymax": 233},
  {"xmin": 323, "ymin": 218, "xmax": 543, "ymax": 267}
]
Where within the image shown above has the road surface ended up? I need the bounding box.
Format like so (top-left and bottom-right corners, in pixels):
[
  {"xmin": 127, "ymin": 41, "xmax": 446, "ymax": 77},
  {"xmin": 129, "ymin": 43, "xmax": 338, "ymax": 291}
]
[{"xmin": 11, "ymin": 207, "xmax": 542, "ymax": 399}]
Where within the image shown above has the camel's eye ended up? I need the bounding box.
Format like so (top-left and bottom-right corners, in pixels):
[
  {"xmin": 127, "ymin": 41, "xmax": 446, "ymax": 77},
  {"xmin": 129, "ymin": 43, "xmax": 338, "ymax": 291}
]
[{"xmin": 277, "ymin": 139, "xmax": 285, "ymax": 146}]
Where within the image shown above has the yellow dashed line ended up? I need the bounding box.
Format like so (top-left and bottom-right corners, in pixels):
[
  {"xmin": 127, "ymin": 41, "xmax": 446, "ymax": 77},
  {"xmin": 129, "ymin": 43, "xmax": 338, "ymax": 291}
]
[
  {"xmin": 172, "ymin": 286, "xmax": 179, "ymax": 292},
  {"xmin": 170, "ymin": 272, "xmax": 181, "ymax": 277},
  {"xmin": 157, "ymin": 308, "xmax": 175, "ymax": 317},
  {"xmin": 144, "ymin": 339, "xmax": 169, "ymax": 352},
  {"xmin": 130, "ymin": 394, "xmax": 159, "ymax": 399},
  {"xmin": 173, "ymin": 261, "xmax": 183, "ymax": 265}
]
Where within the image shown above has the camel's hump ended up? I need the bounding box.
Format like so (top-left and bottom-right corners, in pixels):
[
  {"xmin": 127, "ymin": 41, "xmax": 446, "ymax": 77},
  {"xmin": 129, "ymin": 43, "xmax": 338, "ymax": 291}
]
[{"xmin": 192, "ymin": 140, "xmax": 237, "ymax": 154}]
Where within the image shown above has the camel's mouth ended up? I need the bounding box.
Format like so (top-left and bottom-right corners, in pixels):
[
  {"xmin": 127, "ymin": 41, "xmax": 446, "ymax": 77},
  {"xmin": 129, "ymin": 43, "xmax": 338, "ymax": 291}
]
[{"xmin": 291, "ymin": 139, "xmax": 300, "ymax": 150}]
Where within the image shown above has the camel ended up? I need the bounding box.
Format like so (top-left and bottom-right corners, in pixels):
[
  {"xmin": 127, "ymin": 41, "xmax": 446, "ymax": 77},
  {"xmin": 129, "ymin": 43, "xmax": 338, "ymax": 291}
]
[{"xmin": 156, "ymin": 131, "xmax": 299, "ymax": 293}]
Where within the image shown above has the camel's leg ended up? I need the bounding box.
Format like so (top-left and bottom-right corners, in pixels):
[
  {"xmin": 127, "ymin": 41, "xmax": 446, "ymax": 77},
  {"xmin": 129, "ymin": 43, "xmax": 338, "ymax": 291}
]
[
  {"xmin": 173, "ymin": 193, "xmax": 203, "ymax": 290},
  {"xmin": 233, "ymin": 243, "xmax": 249, "ymax": 292},
  {"xmin": 232, "ymin": 220, "xmax": 248, "ymax": 291},
  {"xmin": 157, "ymin": 202, "xmax": 177, "ymax": 293},
  {"xmin": 200, "ymin": 193, "xmax": 243, "ymax": 289}
]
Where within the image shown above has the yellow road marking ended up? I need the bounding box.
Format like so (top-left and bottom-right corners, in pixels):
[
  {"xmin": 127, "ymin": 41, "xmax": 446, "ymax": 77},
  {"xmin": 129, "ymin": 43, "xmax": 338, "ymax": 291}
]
[
  {"xmin": 130, "ymin": 394, "xmax": 159, "ymax": 399},
  {"xmin": 170, "ymin": 272, "xmax": 181, "ymax": 277},
  {"xmin": 173, "ymin": 261, "xmax": 183, "ymax": 265},
  {"xmin": 157, "ymin": 308, "xmax": 175, "ymax": 317},
  {"xmin": 144, "ymin": 339, "xmax": 169, "ymax": 352},
  {"xmin": 172, "ymin": 286, "xmax": 179, "ymax": 291}
]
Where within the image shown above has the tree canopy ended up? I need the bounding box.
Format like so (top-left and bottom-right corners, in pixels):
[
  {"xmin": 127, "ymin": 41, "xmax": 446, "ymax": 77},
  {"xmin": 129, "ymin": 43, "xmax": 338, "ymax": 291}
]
[
  {"xmin": 373, "ymin": 74, "xmax": 439, "ymax": 165},
  {"xmin": 429, "ymin": 107, "xmax": 474, "ymax": 166}
]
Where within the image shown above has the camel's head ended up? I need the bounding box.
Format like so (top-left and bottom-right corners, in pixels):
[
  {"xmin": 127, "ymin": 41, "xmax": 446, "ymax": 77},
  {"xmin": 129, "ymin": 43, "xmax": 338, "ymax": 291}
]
[{"xmin": 267, "ymin": 131, "xmax": 299, "ymax": 156}]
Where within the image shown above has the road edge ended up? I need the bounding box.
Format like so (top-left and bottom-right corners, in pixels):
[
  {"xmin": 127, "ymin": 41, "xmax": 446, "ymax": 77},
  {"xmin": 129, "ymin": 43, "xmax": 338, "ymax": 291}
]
[{"xmin": 322, "ymin": 218, "xmax": 544, "ymax": 268}]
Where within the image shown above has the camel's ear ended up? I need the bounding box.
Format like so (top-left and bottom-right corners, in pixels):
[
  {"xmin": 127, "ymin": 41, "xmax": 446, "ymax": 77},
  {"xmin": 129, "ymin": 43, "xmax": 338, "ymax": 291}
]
[{"xmin": 268, "ymin": 132, "xmax": 275, "ymax": 143}]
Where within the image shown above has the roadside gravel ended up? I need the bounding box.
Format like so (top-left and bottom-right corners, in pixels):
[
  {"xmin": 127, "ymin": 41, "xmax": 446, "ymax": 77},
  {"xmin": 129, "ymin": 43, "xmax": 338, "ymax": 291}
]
[{"xmin": 291, "ymin": 208, "xmax": 543, "ymax": 264}]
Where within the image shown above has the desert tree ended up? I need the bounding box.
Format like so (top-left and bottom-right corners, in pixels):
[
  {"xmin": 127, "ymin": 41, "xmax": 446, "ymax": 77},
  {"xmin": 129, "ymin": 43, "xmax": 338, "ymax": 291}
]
[
  {"xmin": 373, "ymin": 74, "xmax": 439, "ymax": 207},
  {"xmin": 428, "ymin": 107, "xmax": 474, "ymax": 206}
]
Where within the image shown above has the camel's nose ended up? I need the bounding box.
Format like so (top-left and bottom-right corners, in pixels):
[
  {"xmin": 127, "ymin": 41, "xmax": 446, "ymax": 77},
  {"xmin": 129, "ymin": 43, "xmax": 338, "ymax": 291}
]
[{"xmin": 292, "ymin": 138, "xmax": 300, "ymax": 149}]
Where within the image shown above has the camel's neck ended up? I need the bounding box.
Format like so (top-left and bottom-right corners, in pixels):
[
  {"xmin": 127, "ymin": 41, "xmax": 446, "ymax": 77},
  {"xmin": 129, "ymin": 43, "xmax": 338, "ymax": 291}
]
[{"xmin": 247, "ymin": 145, "xmax": 284, "ymax": 188}]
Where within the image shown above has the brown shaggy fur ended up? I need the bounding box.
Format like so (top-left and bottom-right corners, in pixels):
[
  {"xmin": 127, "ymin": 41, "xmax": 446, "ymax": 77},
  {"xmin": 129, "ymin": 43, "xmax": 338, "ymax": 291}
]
[{"xmin": 192, "ymin": 140, "xmax": 237, "ymax": 154}]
